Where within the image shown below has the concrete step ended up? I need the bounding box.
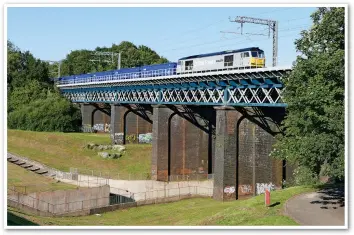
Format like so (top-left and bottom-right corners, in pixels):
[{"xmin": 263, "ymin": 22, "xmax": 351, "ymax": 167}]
[
  {"xmin": 15, "ymin": 161, "xmax": 26, "ymax": 165},
  {"xmin": 29, "ymin": 167, "xmax": 40, "ymax": 171},
  {"xmin": 36, "ymin": 169, "xmax": 48, "ymax": 175},
  {"xmin": 8, "ymin": 158, "xmax": 19, "ymax": 163},
  {"xmin": 21, "ymin": 164, "xmax": 33, "ymax": 168},
  {"xmin": 7, "ymin": 156, "xmax": 12, "ymax": 160}
]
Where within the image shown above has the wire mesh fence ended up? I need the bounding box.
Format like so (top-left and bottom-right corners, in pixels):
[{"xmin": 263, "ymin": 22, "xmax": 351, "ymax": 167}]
[{"xmin": 8, "ymin": 184, "xmax": 213, "ymax": 216}]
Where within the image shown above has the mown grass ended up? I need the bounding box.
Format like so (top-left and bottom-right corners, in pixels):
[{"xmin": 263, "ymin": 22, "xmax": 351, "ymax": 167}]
[
  {"xmin": 7, "ymin": 162, "xmax": 77, "ymax": 194},
  {"xmin": 8, "ymin": 185, "xmax": 317, "ymax": 226},
  {"xmin": 7, "ymin": 129, "xmax": 152, "ymax": 176}
]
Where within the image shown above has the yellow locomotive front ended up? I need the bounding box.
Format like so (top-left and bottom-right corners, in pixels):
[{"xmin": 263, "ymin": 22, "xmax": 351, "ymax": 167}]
[{"xmin": 250, "ymin": 50, "xmax": 265, "ymax": 68}]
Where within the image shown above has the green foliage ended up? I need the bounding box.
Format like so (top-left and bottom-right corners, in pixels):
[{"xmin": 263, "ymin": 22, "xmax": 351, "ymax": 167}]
[
  {"xmin": 7, "ymin": 41, "xmax": 50, "ymax": 91},
  {"xmin": 292, "ymin": 166, "xmax": 319, "ymax": 185},
  {"xmin": 8, "ymin": 93, "xmax": 82, "ymax": 132},
  {"xmin": 272, "ymin": 7, "xmax": 345, "ymax": 181},
  {"xmin": 7, "ymin": 40, "xmax": 82, "ymax": 132}
]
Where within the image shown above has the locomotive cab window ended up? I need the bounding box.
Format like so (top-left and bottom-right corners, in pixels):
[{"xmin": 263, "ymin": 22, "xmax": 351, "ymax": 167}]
[
  {"xmin": 224, "ymin": 55, "xmax": 233, "ymax": 67},
  {"xmin": 258, "ymin": 51, "xmax": 265, "ymax": 58},
  {"xmin": 241, "ymin": 52, "xmax": 250, "ymax": 58},
  {"xmin": 251, "ymin": 51, "xmax": 258, "ymax": 57},
  {"xmin": 185, "ymin": 60, "xmax": 193, "ymax": 70}
]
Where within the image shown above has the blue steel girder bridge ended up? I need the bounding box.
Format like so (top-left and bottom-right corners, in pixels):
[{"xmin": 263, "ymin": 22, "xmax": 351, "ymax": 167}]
[
  {"xmin": 57, "ymin": 66, "xmax": 293, "ymax": 201},
  {"xmin": 57, "ymin": 67, "xmax": 292, "ymax": 107}
]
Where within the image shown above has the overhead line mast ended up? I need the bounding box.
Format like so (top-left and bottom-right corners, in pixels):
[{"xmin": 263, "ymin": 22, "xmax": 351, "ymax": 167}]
[{"xmin": 228, "ymin": 16, "xmax": 278, "ymax": 67}]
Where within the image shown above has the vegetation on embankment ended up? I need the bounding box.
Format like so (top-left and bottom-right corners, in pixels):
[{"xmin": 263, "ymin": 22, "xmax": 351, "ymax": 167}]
[
  {"xmin": 8, "ymin": 185, "xmax": 318, "ymax": 226},
  {"xmin": 7, "ymin": 129, "xmax": 152, "ymax": 176},
  {"xmin": 7, "ymin": 162, "xmax": 77, "ymax": 194},
  {"xmin": 7, "ymin": 40, "xmax": 168, "ymax": 132}
]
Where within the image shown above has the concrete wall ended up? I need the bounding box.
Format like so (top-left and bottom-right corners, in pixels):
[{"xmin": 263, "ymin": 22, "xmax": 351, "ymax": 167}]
[{"xmin": 8, "ymin": 185, "xmax": 110, "ymax": 214}]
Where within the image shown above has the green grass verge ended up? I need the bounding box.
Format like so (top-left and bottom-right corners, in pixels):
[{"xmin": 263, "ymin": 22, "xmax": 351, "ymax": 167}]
[
  {"xmin": 8, "ymin": 185, "xmax": 317, "ymax": 226},
  {"xmin": 7, "ymin": 162, "xmax": 78, "ymax": 194},
  {"xmin": 7, "ymin": 129, "xmax": 152, "ymax": 176}
]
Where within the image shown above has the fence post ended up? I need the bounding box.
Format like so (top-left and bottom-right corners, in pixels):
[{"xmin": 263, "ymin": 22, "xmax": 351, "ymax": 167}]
[{"xmin": 82, "ymin": 200, "xmax": 84, "ymax": 210}]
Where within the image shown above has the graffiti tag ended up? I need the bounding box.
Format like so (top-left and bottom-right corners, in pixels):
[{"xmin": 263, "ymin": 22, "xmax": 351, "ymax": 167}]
[
  {"xmin": 224, "ymin": 186, "xmax": 236, "ymax": 194},
  {"xmin": 256, "ymin": 182, "xmax": 275, "ymax": 195},
  {"xmin": 240, "ymin": 184, "xmax": 252, "ymax": 194}
]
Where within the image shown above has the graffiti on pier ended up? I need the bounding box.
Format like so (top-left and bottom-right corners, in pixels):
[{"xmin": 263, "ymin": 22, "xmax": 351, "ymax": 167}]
[
  {"xmin": 256, "ymin": 182, "xmax": 275, "ymax": 195},
  {"xmin": 93, "ymin": 123, "xmax": 104, "ymax": 131},
  {"xmin": 239, "ymin": 184, "xmax": 252, "ymax": 194},
  {"xmin": 224, "ymin": 186, "xmax": 236, "ymax": 194},
  {"xmin": 82, "ymin": 123, "xmax": 111, "ymax": 133},
  {"xmin": 91, "ymin": 123, "xmax": 111, "ymax": 132},
  {"xmin": 81, "ymin": 124, "xmax": 93, "ymax": 133},
  {"xmin": 138, "ymin": 133, "xmax": 152, "ymax": 144}
]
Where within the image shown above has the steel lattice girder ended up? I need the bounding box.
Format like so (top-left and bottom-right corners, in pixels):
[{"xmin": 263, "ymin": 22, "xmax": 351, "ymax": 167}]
[
  {"xmin": 61, "ymin": 83, "xmax": 286, "ymax": 107},
  {"xmin": 59, "ymin": 67, "xmax": 291, "ymax": 107}
]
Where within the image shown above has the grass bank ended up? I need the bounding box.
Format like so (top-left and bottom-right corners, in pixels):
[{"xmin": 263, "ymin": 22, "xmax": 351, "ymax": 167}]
[
  {"xmin": 7, "ymin": 162, "xmax": 78, "ymax": 194},
  {"xmin": 8, "ymin": 185, "xmax": 317, "ymax": 226},
  {"xmin": 7, "ymin": 129, "xmax": 152, "ymax": 176}
]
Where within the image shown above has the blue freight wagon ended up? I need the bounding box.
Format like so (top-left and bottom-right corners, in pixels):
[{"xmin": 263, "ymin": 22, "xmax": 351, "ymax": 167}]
[
  {"xmin": 74, "ymin": 73, "xmax": 93, "ymax": 83},
  {"xmin": 111, "ymin": 67, "xmax": 141, "ymax": 80},
  {"xmin": 93, "ymin": 71, "xmax": 113, "ymax": 82},
  {"xmin": 140, "ymin": 62, "xmax": 177, "ymax": 78}
]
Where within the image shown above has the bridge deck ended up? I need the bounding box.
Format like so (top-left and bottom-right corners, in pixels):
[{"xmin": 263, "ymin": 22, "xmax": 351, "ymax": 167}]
[{"xmin": 57, "ymin": 66, "xmax": 292, "ymax": 107}]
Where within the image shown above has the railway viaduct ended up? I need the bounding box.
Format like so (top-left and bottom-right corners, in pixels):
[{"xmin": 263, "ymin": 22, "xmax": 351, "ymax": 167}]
[{"xmin": 57, "ymin": 67, "xmax": 293, "ymax": 201}]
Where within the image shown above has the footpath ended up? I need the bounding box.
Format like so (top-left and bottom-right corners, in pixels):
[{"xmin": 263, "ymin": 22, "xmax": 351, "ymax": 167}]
[{"xmin": 284, "ymin": 185, "xmax": 345, "ymax": 226}]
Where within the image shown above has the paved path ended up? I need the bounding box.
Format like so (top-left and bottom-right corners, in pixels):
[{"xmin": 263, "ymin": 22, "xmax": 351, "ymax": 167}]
[{"xmin": 284, "ymin": 186, "xmax": 345, "ymax": 226}]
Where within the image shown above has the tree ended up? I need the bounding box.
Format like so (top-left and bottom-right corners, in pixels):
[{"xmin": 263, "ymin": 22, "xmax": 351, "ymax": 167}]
[
  {"xmin": 7, "ymin": 41, "xmax": 50, "ymax": 91},
  {"xmin": 272, "ymin": 7, "xmax": 345, "ymax": 182},
  {"xmin": 7, "ymin": 40, "xmax": 82, "ymax": 132}
]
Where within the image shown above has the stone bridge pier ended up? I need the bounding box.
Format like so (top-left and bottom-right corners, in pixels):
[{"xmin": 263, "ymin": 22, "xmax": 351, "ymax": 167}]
[
  {"xmin": 82, "ymin": 103, "xmax": 293, "ymax": 201},
  {"xmin": 148, "ymin": 105, "xmax": 292, "ymax": 201}
]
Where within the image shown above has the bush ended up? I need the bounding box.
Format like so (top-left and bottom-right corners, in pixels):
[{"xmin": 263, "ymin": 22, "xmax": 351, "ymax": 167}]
[
  {"xmin": 8, "ymin": 94, "xmax": 81, "ymax": 132},
  {"xmin": 293, "ymin": 166, "xmax": 319, "ymax": 186}
]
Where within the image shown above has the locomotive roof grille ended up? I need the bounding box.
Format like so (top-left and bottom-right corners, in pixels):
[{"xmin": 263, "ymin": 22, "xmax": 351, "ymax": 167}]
[{"xmin": 178, "ymin": 47, "xmax": 264, "ymax": 61}]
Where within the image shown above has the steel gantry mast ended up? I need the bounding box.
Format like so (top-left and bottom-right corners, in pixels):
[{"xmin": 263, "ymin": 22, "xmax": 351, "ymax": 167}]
[
  {"xmin": 229, "ymin": 16, "xmax": 278, "ymax": 67},
  {"xmin": 90, "ymin": 51, "xmax": 122, "ymax": 70}
]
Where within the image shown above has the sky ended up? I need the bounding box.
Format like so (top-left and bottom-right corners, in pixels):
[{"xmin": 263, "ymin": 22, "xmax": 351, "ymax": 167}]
[{"xmin": 7, "ymin": 6, "xmax": 316, "ymax": 67}]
